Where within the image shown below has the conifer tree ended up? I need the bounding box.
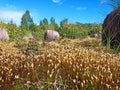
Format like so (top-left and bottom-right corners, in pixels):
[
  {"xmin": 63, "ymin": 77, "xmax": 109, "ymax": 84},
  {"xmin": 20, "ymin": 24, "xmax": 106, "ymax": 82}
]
[
  {"xmin": 21, "ymin": 10, "xmax": 34, "ymax": 30},
  {"xmin": 50, "ymin": 17, "xmax": 59, "ymax": 30},
  {"xmin": 43, "ymin": 18, "xmax": 49, "ymax": 30}
]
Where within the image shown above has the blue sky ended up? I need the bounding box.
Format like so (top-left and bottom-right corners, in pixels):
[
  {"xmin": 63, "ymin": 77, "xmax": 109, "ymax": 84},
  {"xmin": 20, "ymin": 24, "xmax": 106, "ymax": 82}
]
[{"xmin": 0, "ymin": 0, "xmax": 113, "ymax": 25}]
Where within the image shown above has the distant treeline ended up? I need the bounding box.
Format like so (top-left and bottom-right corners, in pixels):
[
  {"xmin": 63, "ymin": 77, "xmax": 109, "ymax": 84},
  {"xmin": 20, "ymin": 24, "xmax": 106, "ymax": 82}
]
[{"xmin": 0, "ymin": 10, "xmax": 102, "ymax": 41}]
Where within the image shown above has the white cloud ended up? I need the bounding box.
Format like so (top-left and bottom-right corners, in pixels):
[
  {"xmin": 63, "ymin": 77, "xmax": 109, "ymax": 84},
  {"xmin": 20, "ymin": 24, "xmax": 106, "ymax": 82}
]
[
  {"xmin": 0, "ymin": 10, "xmax": 23, "ymax": 25},
  {"xmin": 0, "ymin": 4, "xmax": 24, "ymax": 25},
  {"xmin": 100, "ymin": 0, "xmax": 107, "ymax": 4},
  {"xmin": 76, "ymin": 7, "xmax": 87, "ymax": 11},
  {"xmin": 52, "ymin": 0, "xmax": 61, "ymax": 3}
]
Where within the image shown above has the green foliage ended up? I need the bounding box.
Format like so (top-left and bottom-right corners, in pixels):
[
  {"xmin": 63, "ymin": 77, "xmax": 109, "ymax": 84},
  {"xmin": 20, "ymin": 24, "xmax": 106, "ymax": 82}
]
[
  {"xmin": 31, "ymin": 29, "xmax": 44, "ymax": 40},
  {"xmin": 5, "ymin": 21, "xmax": 24, "ymax": 41},
  {"xmin": 23, "ymin": 30, "xmax": 32, "ymax": 37},
  {"xmin": 59, "ymin": 23, "xmax": 88, "ymax": 39},
  {"xmin": 0, "ymin": 21, "xmax": 7, "ymax": 28},
  {"xmin": 86, "ymin": 83, "xmax": 96, "ymax": 90},
  {"xmin": 21, "ymin": 10, "xmax": 34, "ymax": 30},
  {"xmin": 39, "ymin": 17, "xmax": 59, "ymax": 31},
  {"xmin": 27, "ymin": 23, "xmax": 44, "ymax": 40},
  {"xmin": 102, "ymin": 30, "xmax": 120, "ymax": 53},
  {"xmin": 86, "ymin": 23, "xmax": 102, "ymax": 36},
  {"xmin": 12, "ymin": 80, "xmax": 26, "ymax": 90},
  {"xmin": 80, "ymin": 38, "xmax": 101, "ymax": 47},
  {"xmin": 15, "ymin": 39, "xmax": 41, "ymax": 55},
  {"xmin": 39, "ymin": 20, "xmax": 44, "ymax": 30},
  {"xmin": 60, "ymin": 18, "xmax": 68, "ymax": 28},
  {"xmin": 59, "ymin": 19, "xmax": 102, "ymax": 39},
  {"xmin": 0, "ymin": 11, "xmax": 102, "ymax": 41},
  {"xmin": 43, "ymin": 18, "xmax": 49, "ymax": 30},
  {"xmin": 50, "ymin": 17, "xmax": 55, "ymax": 25},
  {"xmin": 29, "ymin": 24, "xmax": 39, "ymax": 31},
  {"xmin": 29, "ymin": 85, "xmax": 36, "ymax": 90},
  {"xmin": 50, "ymin": 17, "xmax": 59, "ymax": 30}
]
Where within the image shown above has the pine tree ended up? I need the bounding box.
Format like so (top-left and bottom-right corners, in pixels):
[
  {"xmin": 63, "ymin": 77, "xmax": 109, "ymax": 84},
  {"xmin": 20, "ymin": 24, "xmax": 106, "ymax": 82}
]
[
  {"xmin": 50, "ymin": 17, "xmax": 55, "ymax": 25},
  {"xmin": 60, "ymin": 18, "xmax": 68, "ymax": 28},
  {"xmin": 50, "ymin": 17, "xmax": 59, "ymax": 30},
  {"xmin": 39, "ymin": 20, "xmax": 44, "ymax": 30},
  {"xmin": 21, "ymin": 10, "xmax": 34, "ymax": 30},
  {"xmin": 43, "ymin": 18, "xmax": 49, "ymax": 30}
]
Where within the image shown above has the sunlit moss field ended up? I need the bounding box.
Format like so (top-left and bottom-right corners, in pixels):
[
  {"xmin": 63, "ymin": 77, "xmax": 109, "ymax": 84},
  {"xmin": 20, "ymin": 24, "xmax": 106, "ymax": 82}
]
[{"xmin": 0, "ymin": 38, "xmax": 120, "ymax": 90}]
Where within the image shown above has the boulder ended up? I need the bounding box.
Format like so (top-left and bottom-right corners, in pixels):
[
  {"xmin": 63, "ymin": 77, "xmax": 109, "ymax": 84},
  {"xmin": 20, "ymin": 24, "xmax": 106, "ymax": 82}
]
[
  {"xmin": 0, "ymin": 28, "xmax": 9, "ymax": 42},
  {"xmin": 44, "ymin": 30, "xmax": 60, "ymax": 41},
  {"xmin": 90, "ymin": 33, "xmax": 101, "ymax": 39}
]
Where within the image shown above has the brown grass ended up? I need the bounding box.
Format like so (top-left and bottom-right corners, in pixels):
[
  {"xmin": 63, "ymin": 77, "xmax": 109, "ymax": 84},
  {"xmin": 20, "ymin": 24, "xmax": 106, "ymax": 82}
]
[{"xmin": 0, "ymin": 38, "xmax": 120, "ymax": 90}]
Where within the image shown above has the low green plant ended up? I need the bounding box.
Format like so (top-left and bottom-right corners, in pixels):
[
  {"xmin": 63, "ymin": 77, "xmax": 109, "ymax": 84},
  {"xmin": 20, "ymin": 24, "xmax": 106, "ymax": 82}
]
[
  {"xmin": 60, "ymin": 26, "xmax": 88, "ymax": 39},
  {"xmin": 81, "ymin": 39, "xmax": 101, "ymax": 47},
  {"xmin": 102, "ymin": 29, "xmax": 120, "ymax": 53},
  {"xmin": 31, "ymin": 30, "xmax": 44, "ymax": 40},
  {"xmin": 12, "ymin": 80, "xmax": 26, "ymax": 90},
  {"xmin": 29, "ymin": 85, "xmax": 36, "ymax": 90},
  {"xmin": 15, "ymin": 39, "xmax": 41, "ymax": 55}
]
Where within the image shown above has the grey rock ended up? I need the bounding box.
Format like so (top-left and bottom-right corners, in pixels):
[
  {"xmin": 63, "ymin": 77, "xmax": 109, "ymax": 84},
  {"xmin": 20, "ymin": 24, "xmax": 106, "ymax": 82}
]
[
  {"xmin": 44, "ymin": 30, "xmax": 60, "ymax": 41},
  {"xmin": 0, "ymin": 28, "xmax": 9, "ymax": 42}
]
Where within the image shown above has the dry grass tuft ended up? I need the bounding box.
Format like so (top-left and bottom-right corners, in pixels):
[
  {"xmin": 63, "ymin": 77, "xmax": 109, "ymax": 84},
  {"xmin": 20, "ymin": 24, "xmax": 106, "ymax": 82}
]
[{"xmin": 0, "ymin": 38, "xmax": 120, "ymax": 90}]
